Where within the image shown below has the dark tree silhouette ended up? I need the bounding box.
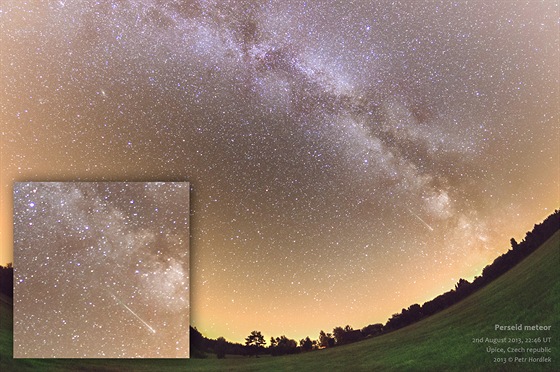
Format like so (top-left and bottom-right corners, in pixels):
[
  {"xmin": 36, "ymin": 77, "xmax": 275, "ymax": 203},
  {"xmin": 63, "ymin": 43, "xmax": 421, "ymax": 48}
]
[
  {"xmin": 332, "ymin": 325, "xmax": 363, "ymax": 345},
  {"xmin": 269, "ymin": 335, "xmax": 298, "ymax": 356},
  {"xmin": 245, "ymin": 330, "xmax": 266, "ymax": 357},
  {"xmin": 510, "ymin": 237, "xmax": 519, "ymax": 250},
  {"xmin": 215, "ymin": 337, "xmax": 227, "ymax": 359},
  {"xmin": 319, "ymin": 330, "xmax": 336, "ymax": 348},
  {"xmin": 0, "ymin": 264, "xmax": 13, "ymax": 298},
  {"xmin": 300, "ymin": 336, "xmax": 313, "ymax": 352},
  {"xmin": 332, "ymin": 326, "xmax": 345, "ymax": 345},
  {"xmin": 189, "ymin": 326, "xmax": 208, "ymax": 358},
  {"xmin": 361, "ymin": 323, "xmax": 383, "ymax": 337}
]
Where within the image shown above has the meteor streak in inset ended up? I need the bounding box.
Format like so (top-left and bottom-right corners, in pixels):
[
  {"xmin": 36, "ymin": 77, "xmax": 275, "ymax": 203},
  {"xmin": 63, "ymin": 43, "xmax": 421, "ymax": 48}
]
[
  {"xmin": 408, "ymin": 208, "xmax": 434, "ymax": 232},
  {"xmin": 108, "ymin": 290, "xmax": 156, "ymax": 334}
]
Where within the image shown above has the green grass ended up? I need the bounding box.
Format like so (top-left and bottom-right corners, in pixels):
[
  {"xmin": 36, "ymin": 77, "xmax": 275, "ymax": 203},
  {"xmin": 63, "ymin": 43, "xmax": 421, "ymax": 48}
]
[{"xmin": 1, "ymin": 232, "xmax": 558, "ymax": 371}]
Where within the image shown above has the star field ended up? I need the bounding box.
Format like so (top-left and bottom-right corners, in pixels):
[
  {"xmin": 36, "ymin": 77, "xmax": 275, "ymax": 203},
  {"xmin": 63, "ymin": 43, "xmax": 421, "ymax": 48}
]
[
  {"xmin": 1, "ymin": 1, "xmax": 558, "ymax": 344},
  {"xmin": 13, "ymin": 182, "xmax": 190, "ymax": 357}
]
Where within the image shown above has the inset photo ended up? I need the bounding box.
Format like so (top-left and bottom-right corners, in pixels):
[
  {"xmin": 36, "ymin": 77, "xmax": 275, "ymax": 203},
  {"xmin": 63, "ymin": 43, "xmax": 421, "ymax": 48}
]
[{"xmin": 13, "ymin": 182, "xmax": 190, "ymax": 358}]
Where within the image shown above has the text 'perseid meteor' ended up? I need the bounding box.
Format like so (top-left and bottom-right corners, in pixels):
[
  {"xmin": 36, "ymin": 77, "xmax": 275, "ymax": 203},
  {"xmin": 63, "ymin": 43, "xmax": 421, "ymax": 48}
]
[
  {"xmin": 408, "ymin": 208, "xmax": 434, "ymax": 232},
  {"xmin": 108, "ymin": 290, "xmax": 156, "ymax": 334}
]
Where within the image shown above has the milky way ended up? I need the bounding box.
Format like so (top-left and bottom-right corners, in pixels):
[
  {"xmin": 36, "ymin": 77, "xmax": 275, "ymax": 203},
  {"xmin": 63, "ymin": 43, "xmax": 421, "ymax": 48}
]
[
  {"xmin": 2, "ymin": 1, "xmax": 558, "ymax": 343},
  {"xmin": 13, "ymin": 182, "xmax": 190, "ymax": 357}
]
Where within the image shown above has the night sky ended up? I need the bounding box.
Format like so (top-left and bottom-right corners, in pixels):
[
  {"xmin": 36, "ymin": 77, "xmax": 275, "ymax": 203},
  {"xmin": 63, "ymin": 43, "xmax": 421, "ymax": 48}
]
[
  {"xmin": 13, "ymin": 182, "xmax": 190, "ymax": 357},
  {"xmin": 2, "ymin": 1, "xmax": 558, "ymax": 345}
]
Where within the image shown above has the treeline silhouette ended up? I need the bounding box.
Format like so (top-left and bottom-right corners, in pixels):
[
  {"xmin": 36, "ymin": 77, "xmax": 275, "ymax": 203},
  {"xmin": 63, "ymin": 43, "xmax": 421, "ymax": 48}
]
[
  {"xmin": 385, "ymin": 208, "xmax": 559, "ymax": 332},
  {"xmin": 0, "ymin": 263, "xmax": 13, "ymax": 299},
  {"xmin": 1, "ymin": 210, "xmax": 558, "ymax": 357},
  {"xmin": 190, "ymin": 209, "xmax": 559, "ymax": 358}
]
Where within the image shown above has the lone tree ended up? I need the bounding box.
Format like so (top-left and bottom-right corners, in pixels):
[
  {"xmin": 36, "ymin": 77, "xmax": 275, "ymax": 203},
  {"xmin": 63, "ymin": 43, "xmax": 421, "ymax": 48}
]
[{"xmin": 245, "ymin": 331, "xmax": 266, "ymax": 357}]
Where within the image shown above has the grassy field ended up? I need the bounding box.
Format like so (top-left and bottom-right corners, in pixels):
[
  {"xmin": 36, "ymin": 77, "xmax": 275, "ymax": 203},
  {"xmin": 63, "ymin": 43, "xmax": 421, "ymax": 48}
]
[{"xmin": 1, "ymin": 231, "xmax": 558, "ymax": 371}]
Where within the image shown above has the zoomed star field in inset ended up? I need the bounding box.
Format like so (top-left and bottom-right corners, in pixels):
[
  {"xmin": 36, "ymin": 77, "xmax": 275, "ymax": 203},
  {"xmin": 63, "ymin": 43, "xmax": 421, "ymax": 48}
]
[
  {"xmin": 13, "ymin": 182, "xmax": 190, "ymax": 358},
  {"xmin": 1, "ymin": 1, "xmax": 558, "ymax": 344}
]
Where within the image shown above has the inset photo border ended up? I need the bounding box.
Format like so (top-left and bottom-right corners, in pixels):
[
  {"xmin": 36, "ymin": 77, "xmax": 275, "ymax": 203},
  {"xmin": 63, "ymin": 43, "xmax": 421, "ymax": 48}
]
[{"xmin": 13, "ymin": 182, "xmax": 190, "ymax": 358}]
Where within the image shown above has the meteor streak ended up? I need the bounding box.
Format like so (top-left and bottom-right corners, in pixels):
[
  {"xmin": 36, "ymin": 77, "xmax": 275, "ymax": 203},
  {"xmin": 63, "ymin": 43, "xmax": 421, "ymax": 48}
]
[
  {"xmin": 108, "ymin": 290, "xmax": 156, "ymax": 334},
  {"xmin": 408, "ymin": 208, "xmax": 434, "ymax": 232}
]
